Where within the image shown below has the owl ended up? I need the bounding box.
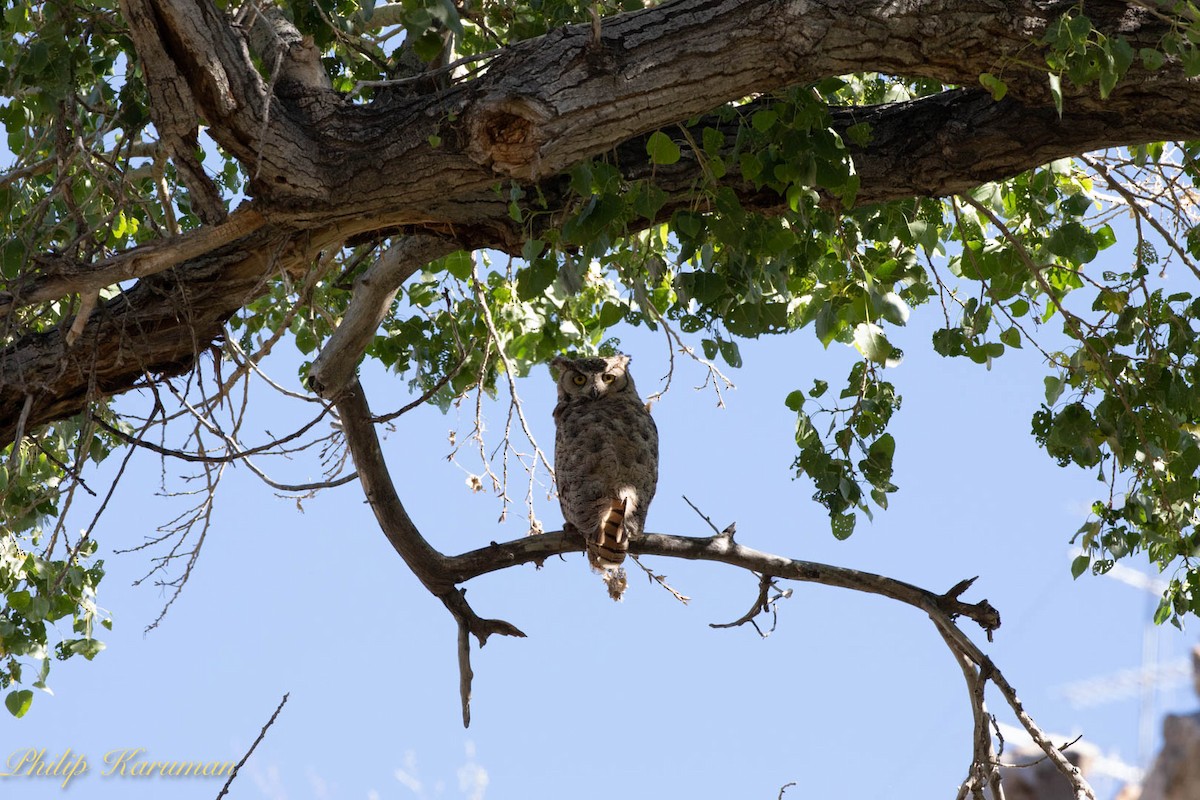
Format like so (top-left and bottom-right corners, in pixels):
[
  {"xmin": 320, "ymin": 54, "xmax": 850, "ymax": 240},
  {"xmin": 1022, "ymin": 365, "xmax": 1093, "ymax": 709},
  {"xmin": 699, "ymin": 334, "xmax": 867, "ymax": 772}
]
[{"xmin": 552, "ymin": 354, "xmax": 659, "ymax": 597}]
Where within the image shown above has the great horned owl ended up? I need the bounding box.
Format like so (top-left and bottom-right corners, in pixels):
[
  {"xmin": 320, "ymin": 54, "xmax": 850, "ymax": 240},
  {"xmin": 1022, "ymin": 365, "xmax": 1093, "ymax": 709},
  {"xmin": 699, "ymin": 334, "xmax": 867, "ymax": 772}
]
[{"xmin": 552, "ymin": 354, "xmax": 658, "ymax": 597}]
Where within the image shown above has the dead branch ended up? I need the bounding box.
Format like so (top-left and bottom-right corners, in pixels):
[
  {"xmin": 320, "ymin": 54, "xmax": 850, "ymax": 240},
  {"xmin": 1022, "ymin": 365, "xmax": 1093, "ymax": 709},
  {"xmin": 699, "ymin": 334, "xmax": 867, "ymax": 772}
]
[
  {"xmin": 214, "ymin": 692, "xmax": 290, "ymax": 800},
  {"xmin": 709, "ymin": 572, "xmax": 792, "ymax": 637},
  {"xmin": 629, "ymin": 554, "xmax": 691, "ymax": 605}
]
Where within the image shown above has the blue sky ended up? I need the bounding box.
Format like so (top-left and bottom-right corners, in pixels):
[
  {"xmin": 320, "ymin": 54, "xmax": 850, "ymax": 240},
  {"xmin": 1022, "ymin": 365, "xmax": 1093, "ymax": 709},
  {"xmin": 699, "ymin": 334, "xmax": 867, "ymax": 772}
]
[{"xmin": 4, "ymin": 246, "xmax": 1197, "ymax": 800}]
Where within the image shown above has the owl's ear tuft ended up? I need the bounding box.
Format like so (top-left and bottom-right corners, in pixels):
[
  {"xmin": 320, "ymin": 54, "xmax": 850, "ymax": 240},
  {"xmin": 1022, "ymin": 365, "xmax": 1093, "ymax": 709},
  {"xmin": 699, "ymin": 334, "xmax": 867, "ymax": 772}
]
[
  {"xmin": 550, "ymin": 355, "xmax": 573, "ymax": 377},
  {"xmin": 612, "ymin": 354, "xmax": 631, "ymax": 369}
]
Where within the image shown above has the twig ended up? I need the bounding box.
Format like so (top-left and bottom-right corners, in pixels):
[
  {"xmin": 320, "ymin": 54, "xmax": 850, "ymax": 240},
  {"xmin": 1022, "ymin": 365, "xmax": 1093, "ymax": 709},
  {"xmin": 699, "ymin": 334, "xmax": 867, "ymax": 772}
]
[
  {"xmin": 350, "ymin": 49, "xmax": 499, "ymax": 94},
  {"xmin": 456, "ymin": 607, "xmax": 474, "ymax": 728},
  {"xmin": 628, "ymin": 554, "xmax": 691, "ymax": 604},
  {"xmin": 681, "ymin": 494, "xmax": 724, "ymax": 535},
  {"xmin": 440, "ymin": 586, "xmax": 526, "ymax": 728},
  {"xmin": 65, "ymin": 291, "xmax": 98, "ymax": 346},
  {"xmin": 215, "ymin": 692, "xmax": 290, "ymax": 800},
  {"xmin": 470, "ymin": 262, "xmax": 554, "ymax": 478},
  {"xmin": 709, "ymin": 572, "xmax": 792, "ymax": 637},
  {"xmin": 6, "ymin": 395, "xmax": 34, "ymax": 471}
]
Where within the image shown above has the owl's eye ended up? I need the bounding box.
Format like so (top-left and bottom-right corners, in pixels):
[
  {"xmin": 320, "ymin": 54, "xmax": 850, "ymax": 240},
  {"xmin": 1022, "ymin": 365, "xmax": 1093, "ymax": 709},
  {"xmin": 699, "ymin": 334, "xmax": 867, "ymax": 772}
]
[
  {"xmin": 602, "ymin": 373, "xmax": 617, "ymax": 383},
  {"xmin": 572, "ymin": 374, "xmax": 587, "ymax": 386}
]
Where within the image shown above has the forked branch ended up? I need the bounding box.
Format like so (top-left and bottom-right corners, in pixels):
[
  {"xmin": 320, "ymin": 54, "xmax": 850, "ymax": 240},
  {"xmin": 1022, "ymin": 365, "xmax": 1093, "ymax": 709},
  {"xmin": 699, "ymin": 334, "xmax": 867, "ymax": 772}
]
[{"xmin": 332, "ymin": 377, "xmax": 1093, "ymax": 797}]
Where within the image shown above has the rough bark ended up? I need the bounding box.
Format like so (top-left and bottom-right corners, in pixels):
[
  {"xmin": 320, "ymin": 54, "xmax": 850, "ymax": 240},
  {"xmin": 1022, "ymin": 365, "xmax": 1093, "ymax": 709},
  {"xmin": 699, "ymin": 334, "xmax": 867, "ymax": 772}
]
[{"xmin": 2, "ymin": 0, "xmax": 1198, "ymax": 443}]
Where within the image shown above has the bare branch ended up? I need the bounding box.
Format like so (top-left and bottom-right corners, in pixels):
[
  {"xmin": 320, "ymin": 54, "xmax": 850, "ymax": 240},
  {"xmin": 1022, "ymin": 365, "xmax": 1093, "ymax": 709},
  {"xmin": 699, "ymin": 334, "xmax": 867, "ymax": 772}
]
[
  {"xmin": 215, "ymin": 693, "xmax": 290, "ymax": 800},
  {"xmin": 335, "ymin": 377, "xmax": 526, "ymax": 726},
  {"xmin": 308, "ymin": 235, "xmax": 458, "ymax": 400},
  {"xmin": 628, "ymin": 554, "xmax": 691, "ymax": 605},
  {"xmin": 709, "ymin": 572, "xmax": 792, "ymax": 637}
]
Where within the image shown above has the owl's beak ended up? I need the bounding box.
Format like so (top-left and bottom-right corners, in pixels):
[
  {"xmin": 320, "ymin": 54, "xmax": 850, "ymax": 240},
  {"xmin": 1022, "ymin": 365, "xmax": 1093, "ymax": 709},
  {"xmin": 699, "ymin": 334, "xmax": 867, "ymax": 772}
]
[{"xmin": 587, "ymin": 387, "xmax": 601, "ymax": 399}]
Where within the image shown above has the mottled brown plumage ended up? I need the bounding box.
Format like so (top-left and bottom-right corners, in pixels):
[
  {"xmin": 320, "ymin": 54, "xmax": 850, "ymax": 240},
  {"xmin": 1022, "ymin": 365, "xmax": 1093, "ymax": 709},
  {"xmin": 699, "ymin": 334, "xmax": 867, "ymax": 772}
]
[{"xmin": 552, "ymin": 354, "xmax": 658, "ymax": 598}]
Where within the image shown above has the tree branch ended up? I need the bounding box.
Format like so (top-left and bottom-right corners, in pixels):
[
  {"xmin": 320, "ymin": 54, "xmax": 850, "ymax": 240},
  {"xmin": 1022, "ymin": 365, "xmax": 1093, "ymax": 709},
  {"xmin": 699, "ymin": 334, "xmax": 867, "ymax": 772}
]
[
  {"xmin": 327, "ymin": 371, "xmax": 1088, "ymax": 800},
  {"xmin": 8, "ymin": 0, "xmax": 1199, "ymax": 451},
  {"xmin": 0, "ymin": 207, "xmax": 266, "ymax": 317},
  {"xmin": 215, "ymin": 692, "xmax": 290, "ymax": 800},
  {"xmin": 443, "ymin": 529, "xmax": 1002, "ymax": 633},
  {"xmin": 333, "ymin": 377, "xmax": 527, "ymax": 726},
  {"xmin": 308, "ymin": 236, "xmax": 458, "ymax": 399}
]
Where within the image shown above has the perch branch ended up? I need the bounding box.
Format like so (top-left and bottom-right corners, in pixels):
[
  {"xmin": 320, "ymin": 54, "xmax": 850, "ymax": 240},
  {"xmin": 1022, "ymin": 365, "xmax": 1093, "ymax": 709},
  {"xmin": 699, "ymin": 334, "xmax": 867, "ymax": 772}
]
[
  {"xmin": 444, "ymin": 530, "xmax": 1001, "ymax": 634},
  {"xmin": 334, "ymin": 385, "xmax": 1088, "ymax": 800}
]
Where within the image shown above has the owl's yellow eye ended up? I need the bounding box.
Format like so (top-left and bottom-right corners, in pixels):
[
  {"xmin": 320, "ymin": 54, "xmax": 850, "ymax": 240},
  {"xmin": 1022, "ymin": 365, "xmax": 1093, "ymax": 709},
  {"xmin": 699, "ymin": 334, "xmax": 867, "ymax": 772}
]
[
  {"xmin": 572, "ymin": 374, "xmax": 587, "ymax": 386},
  {"xmin": 602, "ymin": 373, "xmax": 617, "ymax": 383}
]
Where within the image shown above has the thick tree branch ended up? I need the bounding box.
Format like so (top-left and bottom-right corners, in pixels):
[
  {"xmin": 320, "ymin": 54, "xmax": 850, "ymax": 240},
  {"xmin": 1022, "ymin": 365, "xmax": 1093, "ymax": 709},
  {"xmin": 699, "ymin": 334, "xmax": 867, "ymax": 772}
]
[
  {"xmin": 334, "ymin": 378, "xmax": 454, "ymax": 585},
  {"xmin": 307, "ymin": 236, "xmax": 459, "ymax": 399},
  {"xmin": 0, "ymin": 207, "xmax": 266, "ymax": 315},
  {"xmin": 7, "ymin": 0, "xmax": 1200, "ymax": 446},
  {"xmin": 333, "ymin": 377, "xmax": 527, "ymax": 726}
]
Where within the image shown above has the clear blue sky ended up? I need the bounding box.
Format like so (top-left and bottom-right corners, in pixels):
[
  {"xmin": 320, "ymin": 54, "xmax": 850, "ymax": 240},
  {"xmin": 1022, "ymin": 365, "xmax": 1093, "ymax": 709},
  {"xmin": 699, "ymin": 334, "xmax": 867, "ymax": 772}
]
[{"xmin": 4, "ymin": 242, "xmax": 1196, "ymax": 800}]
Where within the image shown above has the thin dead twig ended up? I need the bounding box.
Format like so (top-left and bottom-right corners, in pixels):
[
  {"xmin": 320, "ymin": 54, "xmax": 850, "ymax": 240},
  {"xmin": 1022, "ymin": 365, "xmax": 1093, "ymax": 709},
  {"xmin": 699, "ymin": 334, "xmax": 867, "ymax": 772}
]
[
  {"xmin": 215, "ymin": 692, "xmax": 290, "ymax": 800},
  {"xmin": 628, "ymin": 554, "xmax": 690, "ymax": 604},
  {"xmin": 710, "ymin": 572, "xmax": 792, "ymax": 637}
]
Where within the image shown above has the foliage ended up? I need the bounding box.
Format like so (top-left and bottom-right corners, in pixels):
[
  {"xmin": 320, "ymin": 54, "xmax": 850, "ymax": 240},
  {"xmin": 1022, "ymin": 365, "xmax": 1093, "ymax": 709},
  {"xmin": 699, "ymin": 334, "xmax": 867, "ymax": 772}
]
[{"xmin": 3, "ymin": 0, "xmax": 1200, "ymax": 714}]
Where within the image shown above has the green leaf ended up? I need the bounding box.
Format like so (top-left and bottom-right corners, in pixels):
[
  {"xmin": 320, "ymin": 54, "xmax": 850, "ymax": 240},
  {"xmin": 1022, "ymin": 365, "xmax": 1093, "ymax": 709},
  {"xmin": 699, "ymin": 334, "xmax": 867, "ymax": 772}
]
[
  {"xmin": 785, "ymin": 390, "xmax": 805, "ymax": 411},
  {"xmin": 717, "ymin": 339, "xmax": 742, "ymax": 368},
  {"xmin": 979, "ymin": 72, "xmax": 1008, "ymax": 101},
  {"xmin": 1048, "ymin": 73, "xmax": 1063, "ymax": 117},
  {"xmin": 844, "ymin": 122, "xmax": 873, "ymax": 147},
  {"xmin": 516, "ymin": 257, "xmax": 557, "ymax": 300},
  {"xmin": 1140, "ymin": 47, "xmax": 1165, "ymax": 70},
  {"xmin": 932, "ymin": 328, "xmax": 966, "ymax": 357},
  {"xmin": 830, "ymin": 512, "xmax": 856, "ymax": 540},
  {"xmin": 521, "ymin": 238, "xmax": 546, "ymax": 262},
  {"xmin": 443, "ymin": 251, "xmax": 473, "ymax": 280},
  {"xmin": 701, "ymin": 126, "xmax": 724, "ymax": 155},
  {"xmin": 8, "ymin": 589, "xmax": 31, "ymax": 612},
  {"xmin": 867, "ymin": 433, "xmax": 895, "ymax": 461},
  {"xmin": 853, "ymin": 323, "xmax": 892, "ymax": 364},
  {"xmin": 1070, "ymin": 554, "xmax": 1090, "ymax": 579},
  {"xmin": 646, "ymin": 131, "xmax": 681, "ymax": 165},
  {"xmin": 751, "ymin": 109, "xmax": 777, "ymax": 132},
  {"xmin": 5, "ymin": 690, "xmax": 32, "ymax": 718}
]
